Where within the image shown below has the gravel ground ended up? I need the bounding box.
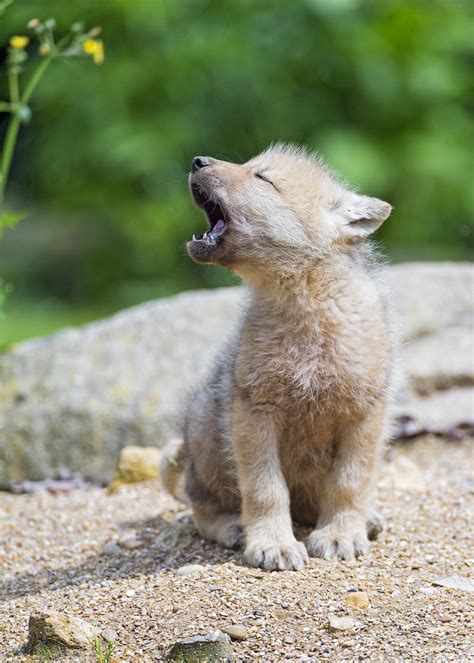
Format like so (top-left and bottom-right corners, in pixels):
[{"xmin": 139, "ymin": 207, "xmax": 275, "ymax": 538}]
[{"xmin": 1, "ymin": 436, "xmax": 473, "ymax": 662}]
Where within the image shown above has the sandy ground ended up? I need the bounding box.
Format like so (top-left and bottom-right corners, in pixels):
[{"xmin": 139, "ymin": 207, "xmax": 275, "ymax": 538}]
[{"xmin": 1, "ymin": 436, "xmax": 473, "ymax": 662}]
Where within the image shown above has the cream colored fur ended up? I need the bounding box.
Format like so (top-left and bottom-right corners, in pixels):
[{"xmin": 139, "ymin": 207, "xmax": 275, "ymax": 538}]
[{"xmin": 161, "ymin": 144, "xmax": 394, "ymax": 571}]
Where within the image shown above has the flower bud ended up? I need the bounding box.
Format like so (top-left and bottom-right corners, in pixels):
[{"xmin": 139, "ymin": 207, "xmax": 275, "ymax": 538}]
[
  {"xmin": 88, "ymin": 26, "xmax": 102, "ymax": 38},
  {"xmin": 18, "ymin": 105, "xmax": 32, "ymax": 124},
  {"xmin": 71, "ymin": 21, "xmax": 85, "ymax": 33}
]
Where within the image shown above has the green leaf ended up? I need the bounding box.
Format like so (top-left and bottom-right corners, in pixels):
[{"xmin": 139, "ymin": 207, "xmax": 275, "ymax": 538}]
[
  {"xmin": 0, "ymin": 210, "xmax": 25, "ymax": 231},
  {"xmin": 0, "ymin": 0, "xmax": 14, "ymax": 15}
]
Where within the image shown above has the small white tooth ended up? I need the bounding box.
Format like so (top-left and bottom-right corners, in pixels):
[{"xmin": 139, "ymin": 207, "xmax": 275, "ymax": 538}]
[
  {"xmin": 192, "ymin": 234, "xmax": 196, "ymax": 241},
  {"xmin": 203, "ymin": 231, "xmax": 208, "ymax": 239}
]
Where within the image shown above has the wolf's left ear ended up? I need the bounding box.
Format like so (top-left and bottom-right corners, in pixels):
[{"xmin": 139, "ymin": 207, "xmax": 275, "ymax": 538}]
[{"xmin": 341, "ymin": 193, "xmax": 392, "ymax": 240}]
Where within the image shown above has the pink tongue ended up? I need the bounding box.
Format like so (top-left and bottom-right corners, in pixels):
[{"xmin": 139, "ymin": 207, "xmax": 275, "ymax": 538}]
[{"xmin": 213, "ymin": 219, "xmax": 225, "ymax": 233}]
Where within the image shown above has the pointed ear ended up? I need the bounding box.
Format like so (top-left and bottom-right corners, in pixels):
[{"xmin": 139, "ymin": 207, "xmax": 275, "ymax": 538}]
[{"xmin": 341, "ymin": 193, "xmax": 392, "ymax": 240}]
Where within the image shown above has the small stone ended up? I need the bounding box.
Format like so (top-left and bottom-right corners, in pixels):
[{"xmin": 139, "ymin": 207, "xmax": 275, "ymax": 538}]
[
  {"xmin": 118, "ymin": 533, "xmax": 141, "ymax": 550},
  {"xmin": 176, "ymin": 564, "xmax": 206, "ymax": 576},
  {"xmin": 101, "ymin": 627, "xmax": 119, "ymax": 643},
  {"xmin": 246, "ymin": 569, "xmax": 265, "ymax": 579},
  {"xmin": 125, "ymin": 589, "xmax": 136, "ymax": 597},
  {"xmin": 168, "ymin": 631, "xmax": 233, "ymax": 662},
  {"xmin": 344, "ymin": 591, "xmax": 370, "ymax": 609},
  {"xmin": 432, "ymin": 576, "xmax": 474, "ymax": 592},
  {"xmin": 439, "ymin": 614, "xmax": 452, "ymax": 623},
  {"xmin": 327, "ymin": 615, "xmax": 357, "ymax": 631},
  {"xmin": 275, "ymin": 610, "xmax": 293, "ymax": 620},
  {"xmin": 108, "ymin": 445, "xmax": 162, "ymax": 493},
  {"xmin": 26, "ymin": 609, "xmax": 98, "ymax": 653},
  {"xmin": 222, "ymin": 624, "xmax": 248, "ymax": 641},
  {"xmin": 103, "ymin": 542, "xmax": 121, "ymax": 556}
]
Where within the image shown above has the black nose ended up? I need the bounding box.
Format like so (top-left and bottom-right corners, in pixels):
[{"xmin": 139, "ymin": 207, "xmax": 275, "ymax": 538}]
[{"xmin": 192, "ymin": 156, "xmax": 211, "ymax": 172}]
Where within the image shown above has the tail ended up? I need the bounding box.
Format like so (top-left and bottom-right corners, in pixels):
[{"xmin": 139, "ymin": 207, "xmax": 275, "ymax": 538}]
[{"xmin": 159, "ymin": 438, "xmax": 186, "ymax": 502}]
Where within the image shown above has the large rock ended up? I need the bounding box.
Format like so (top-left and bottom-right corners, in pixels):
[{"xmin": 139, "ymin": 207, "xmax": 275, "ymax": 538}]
[
  {"xmin": 0, "ymin": 263, "xmax": 472, "ymax": 485},
  {"xmin": 0, "ymin": 288, "xmax": 241, "ymax": 485},
  {"xmin": 26, "ymin": 609, "xmax": 97, "ymax": 654}
]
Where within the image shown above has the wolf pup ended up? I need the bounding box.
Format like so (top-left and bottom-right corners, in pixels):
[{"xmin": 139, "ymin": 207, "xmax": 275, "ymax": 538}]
[{"xmin": 161, "ymin": 144, "xmax": 394, "ymax": 571}]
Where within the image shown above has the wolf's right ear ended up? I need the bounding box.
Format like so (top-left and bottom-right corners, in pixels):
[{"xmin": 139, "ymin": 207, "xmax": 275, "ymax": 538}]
[{"xmin": 339, "ymin": 193, "xmax": 392, "ymax": 241}]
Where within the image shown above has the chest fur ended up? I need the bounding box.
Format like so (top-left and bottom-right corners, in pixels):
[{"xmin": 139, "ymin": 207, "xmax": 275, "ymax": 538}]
[{"xmin": 235, "ymin": 287, "xmax": 389, "ymax": 414}]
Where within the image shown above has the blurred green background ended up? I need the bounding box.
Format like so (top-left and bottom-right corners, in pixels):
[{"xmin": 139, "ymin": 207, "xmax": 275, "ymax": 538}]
[{"xmin": 0, "ymin": 0, "xmax": 473, "ymax": 346}]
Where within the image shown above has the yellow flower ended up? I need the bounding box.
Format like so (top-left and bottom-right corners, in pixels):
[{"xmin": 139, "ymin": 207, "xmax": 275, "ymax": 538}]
[
  {"xmin": 83, "ymin": 38, "xmax": 104, "ymax": 64},
  {"xmin": 9, "ymin": 36, "xmax": 30, "ymax": 49}
]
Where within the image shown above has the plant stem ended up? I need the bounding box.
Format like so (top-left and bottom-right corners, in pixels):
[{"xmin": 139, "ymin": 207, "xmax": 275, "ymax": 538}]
[
  {"xmin": 0, "ymin": 34, "xmax": 70, "ymax": 205},
  {"xmin": 8, "ymin": 68, "xmax": 19, "ymax": 105},
  {"xmin": 0, "ymin": 57, "xmax": 52, "ymax": 204}
]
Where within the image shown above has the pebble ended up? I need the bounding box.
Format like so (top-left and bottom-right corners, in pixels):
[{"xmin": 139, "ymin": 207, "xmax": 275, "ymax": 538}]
[
  {"xmin": 118, "ymin": 533, "xmax": 142, "ymax": 550},
  {"xmin": 168, "ymin": 631, "xmax": 233, "ymax": 661},
  {"xmin": 176, "ymin": 563, "xmax": 206, "ymax": 576},
  {"xmin": 101, "ymin": 627, "xmax": 119, "ymax": 643},
  {"xmin": 432, "ymin": 576, "xmax": 474, "ymax": 592},
  {"xmin": 222, "ymin": 624, "xmax": 248, "ymax": 641},
  {"xmin": 275, "ymin": 610, "xmax": 293, "ymax": 620},
  {"xmin": 344, "ymin": 591, "xmax": 370, "ymax": 609},
  {"xmin": 327, "ymin": 615, "xmax": 357, "ymax": 631},
  {"xmin": 103, "ymin": 542, "xmax": 122, "ymax": 556}
]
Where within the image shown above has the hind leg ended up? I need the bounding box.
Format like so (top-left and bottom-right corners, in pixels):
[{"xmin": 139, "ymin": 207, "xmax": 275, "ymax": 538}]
[
  {"xmin": 184, "ymin": 456, "xmax": 241, "ymax": 549},
  {"xmin": 366, "ymin": 509, "xmax": 386, "ymax": 541},
  {"xmin": 193, "ymin": 505, "xmax": 241, "ymax": 549}
]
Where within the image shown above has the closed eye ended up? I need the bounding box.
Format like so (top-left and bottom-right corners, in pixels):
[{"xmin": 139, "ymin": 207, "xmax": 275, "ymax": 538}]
[{"xmin": 255, "ymin": 172, "xmax": 276, "ymax": 188}]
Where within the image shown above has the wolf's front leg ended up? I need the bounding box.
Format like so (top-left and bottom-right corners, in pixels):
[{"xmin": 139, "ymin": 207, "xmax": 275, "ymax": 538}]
[
  {"xmin": 232, "ymin": 397, "xmax": 308, "ymax": 571},
  {"xmin": 306, "ymin": 404, "xmax": 386, "ymax": 560}
]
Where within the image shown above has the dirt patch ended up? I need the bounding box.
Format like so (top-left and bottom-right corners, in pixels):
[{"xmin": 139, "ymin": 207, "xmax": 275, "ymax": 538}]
[{"xmin": 1, "ymin": 436, "xmax": 472, "ymax": 661}]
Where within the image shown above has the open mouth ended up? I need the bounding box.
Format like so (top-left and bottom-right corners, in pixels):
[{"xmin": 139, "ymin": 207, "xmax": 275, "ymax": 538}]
[{"xmin": 190, "ymin": 184, "xmax": 228, "ymax": 246}]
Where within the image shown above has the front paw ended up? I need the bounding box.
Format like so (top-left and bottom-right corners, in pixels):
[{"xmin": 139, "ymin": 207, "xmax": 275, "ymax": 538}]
[
  {"xmin": 306, "ymin": 516, "xmax": 369, "ymax": 560},
  {"xmin": 245, "ymin": 538, "xmax": 308, "ymax": 571}
]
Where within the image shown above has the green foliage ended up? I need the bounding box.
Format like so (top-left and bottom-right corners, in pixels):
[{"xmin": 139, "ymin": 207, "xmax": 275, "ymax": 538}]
[
  {"xmin": 0, "ymin": 208, "xmax": 21, "ymax": 317},
  {"xmin": 93, "ymin": 637, "xmax": 116, "ymax": 663},
  {"xmin": 0, "ymin": 208, "xmax": 24, "ymax": 231},
  {"xmin": 0, "ymin": 277, "xmax": 12, "ymax": 318},
  {"xmin": 0, "ymin": 4, "xmax": 104, "ymax": 327},
  {"xmin": 0, "ymin": 0, "xmax": 472, "ymax": 336}
]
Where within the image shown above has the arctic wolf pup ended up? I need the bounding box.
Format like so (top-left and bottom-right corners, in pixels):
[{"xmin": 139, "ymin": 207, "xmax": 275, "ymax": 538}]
[{"xmin": 161, "ymin": 144, "xmax": 394, "ymax": 571}]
